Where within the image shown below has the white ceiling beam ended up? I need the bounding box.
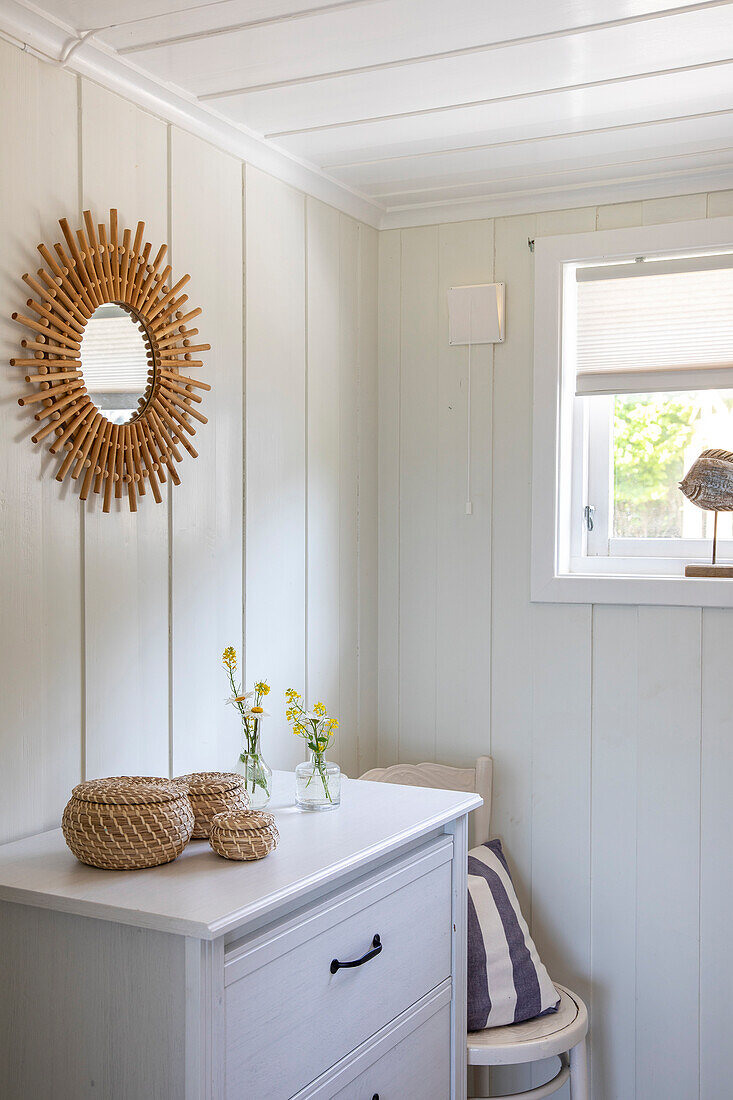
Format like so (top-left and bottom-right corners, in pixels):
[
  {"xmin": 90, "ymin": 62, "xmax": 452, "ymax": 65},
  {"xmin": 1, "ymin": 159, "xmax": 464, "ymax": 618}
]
[
  {"xmin": 373, "ymin": 146, "xmax": 733, "ymax": 204},
  {"xmin": 194, "ymin": 0, "xmax": 733, "ymax": 101},
  {"xmin": 111, "ymin": 0, "xmax": 377, "ymax": 54},
  {"xmin": 332, "ymin": 111, "xmax": 733, "ymax": 189},
  {"xmin": 228, "ymin": 6, "xmax": 733, "ymax": 135},
  {"xmin": 275, "ymin": 63, "xmax": 733, "ymax": 164},
  {"xmin": 263, "ymin": 54, "xmax": 733, "ymax": 140},
  {"xmin": 380, "ymin": 165, "xmax": 733, "ymax": 228}
]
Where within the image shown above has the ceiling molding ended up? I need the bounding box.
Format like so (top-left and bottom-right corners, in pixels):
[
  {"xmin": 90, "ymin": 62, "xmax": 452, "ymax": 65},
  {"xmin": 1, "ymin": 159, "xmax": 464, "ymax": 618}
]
[
  {"xmin": 380, "ymin": 164, "xmax": 733, "ymax": 229},
  {"xmin": 0, "ymin": 0, "xmax": 384, "ymax": 229}
]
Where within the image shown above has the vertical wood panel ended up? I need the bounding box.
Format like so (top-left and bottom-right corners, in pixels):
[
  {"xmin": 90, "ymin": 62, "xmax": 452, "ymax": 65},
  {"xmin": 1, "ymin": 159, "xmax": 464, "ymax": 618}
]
[
  {"xmin": 398, "ymin": 227, "xmax": 439, "ymax": 763},
  {"xmin": 169, "ymin": 130, "xmax": 243, "ymax": 776},
  {"xmin": 636, "ymin": 606, "xmax": 701, "ymax": 1100},
  {"xmin": 357, "ymin": 223, "xmax": 379, "ymax": 775},
  {"xmin": 80, "ymin": 80, "xmax": 169, "ymax": 779},
  {"xmin": 377, "ymin": 229, "xmax": 401, "ymax": 766},
  {"xmin": 530, "ymin": 601, "xmax": 592, "ymax": 1099},
  {"xmin": 700, "ymin": 607, "xmax": 733, "ymax": 1100},
  {"xmin": 0, "ymin": 42, "xmax": 81, "ymax": 841},
  {"xmin": 435, "ymin": 220, "xmax": 493, "ymax": 768},
  {"xmin": 306, "ymin": 197, "xmax": 341, "ymax": 760},
  {"xmin": 245, "ymin": 167, "xmax": 306, "ymax": 770},
  {"xmin": 489, "ymin": 212, "xmax": 537, "ymax": 1097},
  {"xmin": 338, "ymin": 215, "xmax": 360, "ymax": 778},
  {"xmin": 591, "ymin": 604, "xmax": 639, "ymax": 1100},
  {"xmin": 528, "ymin": 206, "xmax": 596, "ymax": 1099},
  {"xmin": 490, "ymin": 214, "xmax": 536, "ymax": 900}
]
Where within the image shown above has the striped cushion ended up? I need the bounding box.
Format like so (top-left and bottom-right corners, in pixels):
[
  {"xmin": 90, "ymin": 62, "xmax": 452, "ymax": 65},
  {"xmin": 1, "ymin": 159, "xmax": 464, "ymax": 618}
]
[{"xmin": 467, "ymin": 839, "xmax": 560, "ymax": 1031}]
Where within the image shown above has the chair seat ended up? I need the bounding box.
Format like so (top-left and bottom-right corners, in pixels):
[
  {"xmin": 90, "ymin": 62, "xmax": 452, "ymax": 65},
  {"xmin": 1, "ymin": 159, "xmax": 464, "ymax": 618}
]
[{"xmin": 467, "ymin": 984, "xmax": 588, "ymax": 1066}]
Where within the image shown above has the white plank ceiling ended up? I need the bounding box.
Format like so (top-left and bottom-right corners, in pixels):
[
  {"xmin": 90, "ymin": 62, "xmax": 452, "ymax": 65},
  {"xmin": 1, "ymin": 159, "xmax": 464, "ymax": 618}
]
[{"xmin": 5, "ymin": 0, "xmax": 733, "ymax": 224}]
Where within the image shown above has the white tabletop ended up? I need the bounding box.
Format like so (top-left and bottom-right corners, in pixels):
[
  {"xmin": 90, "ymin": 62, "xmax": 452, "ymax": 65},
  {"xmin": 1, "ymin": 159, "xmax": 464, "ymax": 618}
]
[{"xmin": 0, "ymin": 772, "xmax": 480, "ymax": 939}]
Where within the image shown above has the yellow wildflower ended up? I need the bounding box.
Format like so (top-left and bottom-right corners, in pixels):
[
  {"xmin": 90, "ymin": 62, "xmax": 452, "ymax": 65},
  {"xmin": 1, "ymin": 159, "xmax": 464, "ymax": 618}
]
[
  {"xmin": 313, "ymin": 701, "xmax": 327, "ymax": 717},
  {"xmin": 222, "ymin": 645, "xmax": 237, "ymax": 669},
  {"xmin": 255, "ymin": 680, "xmax": 270, "ymax": 696},
  {"xmin": 285, "ymin": 688, "xmax": 301, "ymax": 702}
]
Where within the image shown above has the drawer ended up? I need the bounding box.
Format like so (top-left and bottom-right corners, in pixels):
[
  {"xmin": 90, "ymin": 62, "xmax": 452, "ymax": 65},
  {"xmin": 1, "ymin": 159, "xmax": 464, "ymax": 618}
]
[
  {"xmin": 224, "ymin": 837, "xmax": 453, "ymax": 1100},
  {"xmin": 296, "ymin": 981, "xmax": 452, "ymax": 1100},
  {"xmin": 331, "ymin": 1001, "xmax": 450, "ymax": 1100}
]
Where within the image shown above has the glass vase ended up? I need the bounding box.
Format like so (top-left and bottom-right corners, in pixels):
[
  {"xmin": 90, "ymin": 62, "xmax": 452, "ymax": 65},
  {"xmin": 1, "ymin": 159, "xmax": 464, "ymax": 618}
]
[
  {"xmin": 295, "ymin": 750, "xmax": 341, "ymax": 811},
  {"xmin": 234, "ymin": 721, "xmax": 272, "ymax": 809}
]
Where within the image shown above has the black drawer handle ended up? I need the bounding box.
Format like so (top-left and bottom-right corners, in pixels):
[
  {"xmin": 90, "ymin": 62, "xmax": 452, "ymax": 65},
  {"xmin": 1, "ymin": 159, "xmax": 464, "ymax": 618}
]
[{"xmin": 330, "ymin": 934, "xmax": 382, "ymax": 974}]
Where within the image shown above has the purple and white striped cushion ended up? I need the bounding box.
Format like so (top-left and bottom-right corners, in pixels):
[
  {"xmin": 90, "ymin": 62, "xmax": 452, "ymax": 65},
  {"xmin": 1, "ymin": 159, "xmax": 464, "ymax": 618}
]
[{"xmin": 467, "ymin": 839, "xmax": 560, "ymax": 1031}]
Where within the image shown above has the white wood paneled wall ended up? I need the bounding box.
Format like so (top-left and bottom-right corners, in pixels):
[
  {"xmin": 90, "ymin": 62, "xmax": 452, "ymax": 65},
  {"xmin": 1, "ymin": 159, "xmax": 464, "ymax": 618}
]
[
  {"xmin": 245, "ymin": 169, "xmax": 378, "ymax": 777},
  {"xmin": 0, "ymin": 38, "xmax": 378, "ymax": 844},
  {"xmin": 378, "ymin": 190, "xmax": 733, "ymax": 1100}
]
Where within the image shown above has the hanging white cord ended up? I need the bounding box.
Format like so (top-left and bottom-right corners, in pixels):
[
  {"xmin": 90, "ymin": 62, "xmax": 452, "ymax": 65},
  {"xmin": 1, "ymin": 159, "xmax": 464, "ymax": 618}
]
[{"xmin": 465, "ymin": 301, "xmax": 473, "ymax": 515}]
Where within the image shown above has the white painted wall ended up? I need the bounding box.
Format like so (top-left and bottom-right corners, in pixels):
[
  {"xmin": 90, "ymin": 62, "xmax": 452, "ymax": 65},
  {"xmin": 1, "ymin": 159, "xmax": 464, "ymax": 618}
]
[
  {"xmin": 0, "ymin": 38, "xmax": 378, "ymax": 845},
  {"xmin": 378, "ymin": 190, "xmax": 733, "ymax": 1100}
]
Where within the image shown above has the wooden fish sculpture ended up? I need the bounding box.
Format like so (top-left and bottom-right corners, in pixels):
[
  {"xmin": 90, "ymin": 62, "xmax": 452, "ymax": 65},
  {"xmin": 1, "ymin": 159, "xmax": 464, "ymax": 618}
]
[{"xmin": 679, "ymin": 449, "xmax": 733, "ymax": 511}]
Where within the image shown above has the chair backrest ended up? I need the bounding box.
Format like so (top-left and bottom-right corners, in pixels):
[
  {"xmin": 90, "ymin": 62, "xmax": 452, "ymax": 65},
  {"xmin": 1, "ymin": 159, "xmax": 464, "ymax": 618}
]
[{"xmin": 359, "ymin": 757, "xmax": 492, "ymax": 845}]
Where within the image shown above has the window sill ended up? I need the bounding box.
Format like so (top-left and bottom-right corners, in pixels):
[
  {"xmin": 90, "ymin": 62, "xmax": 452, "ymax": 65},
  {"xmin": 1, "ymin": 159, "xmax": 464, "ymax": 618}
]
[{"xmin": 531, "ymin": 566, "xmax": 733, "ymax": 608}]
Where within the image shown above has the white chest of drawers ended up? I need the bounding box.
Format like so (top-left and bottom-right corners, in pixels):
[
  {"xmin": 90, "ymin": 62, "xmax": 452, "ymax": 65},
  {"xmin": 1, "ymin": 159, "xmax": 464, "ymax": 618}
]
[{"xmin": 0, "ymin": 772, "xmax": 480, "ymax": 1100}]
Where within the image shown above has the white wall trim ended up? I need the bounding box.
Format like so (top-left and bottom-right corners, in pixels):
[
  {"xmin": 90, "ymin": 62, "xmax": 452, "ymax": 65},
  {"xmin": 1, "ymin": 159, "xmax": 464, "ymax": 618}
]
[
  {"xmin": 380, "ymin": 166, "xmax": 733, "ymax": 229},
  {"xmin": 531, "ymin": 214, "xmax": 733, "ymax": 609},
  {"xmin": 0, "ymin": 0, "xmax": 384, "ymax": 230}
]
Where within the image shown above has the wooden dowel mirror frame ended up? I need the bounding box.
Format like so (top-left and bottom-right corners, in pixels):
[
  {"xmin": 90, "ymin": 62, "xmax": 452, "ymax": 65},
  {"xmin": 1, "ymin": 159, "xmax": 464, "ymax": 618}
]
[{"xmin": 11, "ymin": 209, "xmax": 211, "ymax": 513}]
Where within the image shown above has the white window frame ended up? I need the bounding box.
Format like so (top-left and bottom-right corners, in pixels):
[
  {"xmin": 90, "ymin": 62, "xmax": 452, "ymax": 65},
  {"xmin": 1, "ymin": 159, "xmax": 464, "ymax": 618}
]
[{"xmin": 531, "ymin": 214, "xmax": 733, "ymax": 608}]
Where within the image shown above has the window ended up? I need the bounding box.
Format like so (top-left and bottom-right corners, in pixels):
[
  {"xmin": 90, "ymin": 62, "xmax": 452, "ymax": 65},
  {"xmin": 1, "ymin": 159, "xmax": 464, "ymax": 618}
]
[{"xmin": 531, "ymin": 215, "xmax": 733, "ymax": 607}]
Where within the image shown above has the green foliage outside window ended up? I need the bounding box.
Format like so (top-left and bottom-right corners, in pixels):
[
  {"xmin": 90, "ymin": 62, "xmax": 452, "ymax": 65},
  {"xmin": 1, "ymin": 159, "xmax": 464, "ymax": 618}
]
[
  {"xmin": 612, "ymin": 391, "xmax": 733, "ymax": 538},
  {"xmin": 613, "ymin": 395, "xmax": 695, "ymax": 537}
]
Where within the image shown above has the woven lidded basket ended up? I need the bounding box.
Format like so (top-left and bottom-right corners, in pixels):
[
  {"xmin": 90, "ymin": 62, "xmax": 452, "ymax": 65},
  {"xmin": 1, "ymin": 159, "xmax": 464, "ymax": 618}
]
[
  {"xmin": 209, "ymin": 809, "xmax": 279, "ymax": 862},
  {"xmin": 62, "ymin": 777, "xmax": 195, "ymax": 870},
  {"xmin": 174, "ymin": 772, "xmax": 249, "ymax": 838}
]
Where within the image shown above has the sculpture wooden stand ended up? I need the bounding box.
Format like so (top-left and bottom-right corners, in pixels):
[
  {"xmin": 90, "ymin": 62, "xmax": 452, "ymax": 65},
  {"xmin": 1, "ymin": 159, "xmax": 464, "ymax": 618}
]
[
  {"xmin": 11, "ymin": 209, "xmax": 210, "ymax": 513},
  {"xmin": 680, "ymin": 449, "xmax": 733, "ymax": 577}
]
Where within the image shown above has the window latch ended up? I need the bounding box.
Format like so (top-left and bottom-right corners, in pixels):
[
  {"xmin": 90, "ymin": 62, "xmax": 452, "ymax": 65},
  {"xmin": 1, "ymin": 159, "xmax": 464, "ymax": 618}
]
[{"xmin": 584, "ymin": 504, "xmax": 595, "ymax": 532}]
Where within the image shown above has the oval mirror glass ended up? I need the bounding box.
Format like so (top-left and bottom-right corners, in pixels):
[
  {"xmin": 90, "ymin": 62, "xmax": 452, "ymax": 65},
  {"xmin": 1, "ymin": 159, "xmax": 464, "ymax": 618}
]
[{"xmin": 82, "ymin": 303, "xmax": 153, "ymax": 424}]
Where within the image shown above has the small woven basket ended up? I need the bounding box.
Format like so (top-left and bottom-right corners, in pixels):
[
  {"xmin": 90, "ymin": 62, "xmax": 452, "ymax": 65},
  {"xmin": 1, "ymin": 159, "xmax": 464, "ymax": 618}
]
[
  {"xmin": 173, "ymin": 772, "xmax": 250, "ymax": 838},
  {"xmin": 62, "ymin": 777, "xmax": 194, "ymax": 870},
  {"xmin": 209, "ymin": 809, "xmax": 279, "ymax": 861}
]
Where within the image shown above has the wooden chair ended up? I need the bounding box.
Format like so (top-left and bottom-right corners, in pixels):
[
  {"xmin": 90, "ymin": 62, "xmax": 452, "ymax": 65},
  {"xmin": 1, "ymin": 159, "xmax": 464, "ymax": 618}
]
[{"xmin": 359, "ymin": 758, "xmax": 589, "ymax": 1100}]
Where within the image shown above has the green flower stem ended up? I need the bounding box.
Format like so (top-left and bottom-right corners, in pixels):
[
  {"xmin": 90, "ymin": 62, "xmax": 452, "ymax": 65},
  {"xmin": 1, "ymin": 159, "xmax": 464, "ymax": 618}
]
[{"xmin": 305, "ymin": 746, "xmax": 332, "ymax": 802}]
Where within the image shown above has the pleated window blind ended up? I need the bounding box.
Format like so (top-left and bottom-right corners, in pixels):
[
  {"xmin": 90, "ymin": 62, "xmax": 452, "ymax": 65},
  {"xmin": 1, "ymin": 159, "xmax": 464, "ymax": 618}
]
[
  {"xmin": 575, "ymin": 253, "xmax": 733, "ymax": 397},
  {"xmin": 83, "ymin": 306, "xmax": 149, "ymax": 393}
]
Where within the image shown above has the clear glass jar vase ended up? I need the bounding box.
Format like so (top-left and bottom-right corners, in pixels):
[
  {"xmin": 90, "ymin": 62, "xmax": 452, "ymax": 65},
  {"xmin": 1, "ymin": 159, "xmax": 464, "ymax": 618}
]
[
  {"xmin": 295, "ymin": 750, "xmax": 341, "ymax": 811},
  {"xmin": 234, "ymin": 721, "xmax": 272, "ymax": 809}
]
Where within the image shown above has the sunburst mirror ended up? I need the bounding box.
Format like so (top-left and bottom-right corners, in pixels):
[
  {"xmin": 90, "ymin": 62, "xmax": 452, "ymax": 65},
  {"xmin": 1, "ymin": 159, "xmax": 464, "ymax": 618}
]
[{"xmin": 10, "ymin": 209, "xmax": 210, "ymax": 512}]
